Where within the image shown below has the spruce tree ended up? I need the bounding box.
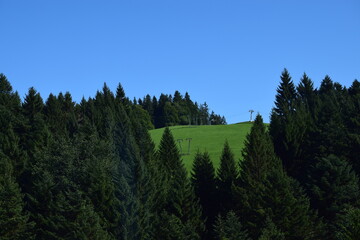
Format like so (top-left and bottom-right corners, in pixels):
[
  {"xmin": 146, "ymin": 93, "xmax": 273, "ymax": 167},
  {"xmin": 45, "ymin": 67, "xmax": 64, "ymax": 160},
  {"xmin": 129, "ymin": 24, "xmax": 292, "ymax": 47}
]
[
  {"xmin": 156, "ymin": 127, "xmax": 204, "ymax": 239},
  {"xmin": 343, "ymin": 80, "xmax": 360, "ymax": 175},
  {"xmin": 307, "ymin": 155, "xmax": 360, "ymax": 235},
  {"xmin": 335, "ymin": 207, "xmax": 360, "ymax": 239},
  {"xmin": 74, "ymin": 120, "xmax": 120, "ymax": 236},
  {"xmin": 239, "ymin": 114, "xmax": 279, "ymax": 184},
  {"xmin": 191, "ymin": 151, "xmax": 218, "ymax": 239},
  {"xmin": 258, "ymin": 218, "xmax": 285, "ymax": 240},
  {"xmin": 235, "ymin": 115, "xmax": 321, "ymax": 239},
  {"xmin": 260, "ymin": 168, "xmax": 321, "ymax": 239},
  {"xmin": 234, "ymin": 114, "xmax": 280, "ymax": 238},
  {"xmin": 214, "ymin": 211, "xmax": 250, "ymax": 240},
  {"xmin": 269, "ymin": 69, "xmax": 305, "ymax": 179},
  {"xmin": 26, "ymin": 137, "xmax": 112, "ymax": 239},
  {"xmin": 311, "ymin": 77, "xmax": 347, "ymax": 159},
  {"xmin": 217, "ymin": 140, "xmax": 238, "ymax": 214},
  {"xmin": 0, "ymin": 152, "xmax": 34, "ymax": 240},
  {"xmin": 21, "ymin": 87, "xmax": 49, "ymax": 159}
]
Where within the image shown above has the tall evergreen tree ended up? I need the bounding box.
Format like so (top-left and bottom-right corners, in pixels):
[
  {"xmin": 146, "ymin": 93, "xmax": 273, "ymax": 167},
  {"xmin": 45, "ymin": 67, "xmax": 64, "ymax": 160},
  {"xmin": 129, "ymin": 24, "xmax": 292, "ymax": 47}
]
[
  {"xmin": 156, "ymin": 127, "xmax": 204, "ymax": 239},
  {"xmin": 260, "ymin": 169, "xmax": 322, "ymax": 239},
  {"xmin": 191, "ymin": 151, "xmax": 218, "ymax": 239},
  {"xmin": 213, "ymin": 211, "xmax": 250, "ymax": 240},
  {"xmin": 311, "ymin": 76, "xmax": 348, "ymax": 159},
  {"xmin": 269, "ymin": 69, "xmax": 304, "ymax": 179},
  {"xmin": 0, "ymin": 152, "xmax": 34, "ymax": 240},
  {"xmin": 306, "ymin": 155, "xmax": 360, "ymax": 236},
  {"xmin": 234, "ymin": 114, "xmax": 280, "ymax": 237},
  {"xmin": 21, "ymin": 87, "xmax": 49, "ymax": 159},
  {"xmin": 217, "ymin": 140, "xmax": 238, "ymax": 214},
  {"xmin": 343, "ymin": 80, "xmax": 360, "ymax": 175}
]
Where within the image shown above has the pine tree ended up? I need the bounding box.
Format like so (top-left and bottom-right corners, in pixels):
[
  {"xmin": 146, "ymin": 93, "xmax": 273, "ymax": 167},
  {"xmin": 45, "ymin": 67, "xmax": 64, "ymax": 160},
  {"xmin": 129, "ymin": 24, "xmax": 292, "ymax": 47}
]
[{"xmin": 217, "ymin": 140, "xmax": 238, "ymax": 214}]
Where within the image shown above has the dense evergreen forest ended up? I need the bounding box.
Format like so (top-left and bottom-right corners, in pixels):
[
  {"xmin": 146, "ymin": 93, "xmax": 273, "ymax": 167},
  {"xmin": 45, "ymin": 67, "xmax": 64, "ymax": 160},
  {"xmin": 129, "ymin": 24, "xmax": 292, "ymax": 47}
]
[{"xmin": 1, "ymin": 69, "xmax": 360, "ymax": 239}]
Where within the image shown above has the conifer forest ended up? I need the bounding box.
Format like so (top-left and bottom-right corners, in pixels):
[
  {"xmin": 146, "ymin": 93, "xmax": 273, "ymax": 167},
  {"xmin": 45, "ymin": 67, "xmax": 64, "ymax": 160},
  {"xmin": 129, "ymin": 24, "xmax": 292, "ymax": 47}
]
[{"xmin": 1, "ymin": 69, "xmax": 360, "ymax": 240}]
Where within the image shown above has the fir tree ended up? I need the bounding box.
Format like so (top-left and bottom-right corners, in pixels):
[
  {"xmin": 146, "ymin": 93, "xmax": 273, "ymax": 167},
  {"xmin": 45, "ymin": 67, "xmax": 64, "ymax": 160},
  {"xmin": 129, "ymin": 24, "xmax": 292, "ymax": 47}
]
[
  {"xmin": 21, "ymin": 87, "xmax": 49, "ymax": 159},
  {"xmin": 156, "ymin": 127, "xmax": 204, "ymax": 239},
  {"xmin": 217, "ymin": 140, "xmax": 238, "ymax": 214},
  {"xmin": 270, "ymin": 69, "xmax": 304, "ymax": 179},
  {"xmin": 0, "ymin": 152, "xmax": 34, "ymax": 240},
  {"xmin": 261, "ymin": 168, "xmax": 320, "ymax": 239},
  {"xmin": 234, "ymin": 114, "xmax": 280, "ymax": 238},
  {"xmin": 311, "ymin": 76, "xmax": 348, "ymax": 159},
  {"xmin": 214, "ymin": 211, "xmax": 250, "ymax": 240},
  {"xmin": 191, "ymin": 151, "xmax": 218, "ymax": 239},
  {"xmin": 258, "ymin": 218, "xmax": 285, "ymax": 240},
  {"xmin": 307, "ymin": 155, "xmax": 360, "ymax": 235},
  {"xmin": 335, "ymin": 207, "xmax": 360, "ymax": 239}
]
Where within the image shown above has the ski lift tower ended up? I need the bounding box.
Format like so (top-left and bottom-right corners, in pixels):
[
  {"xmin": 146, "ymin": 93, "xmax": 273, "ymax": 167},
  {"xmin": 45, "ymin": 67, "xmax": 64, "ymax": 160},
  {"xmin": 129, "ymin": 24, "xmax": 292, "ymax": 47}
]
[{"xmin": 249, "ymin": 110, "xmax": 254, "ymax": 122}]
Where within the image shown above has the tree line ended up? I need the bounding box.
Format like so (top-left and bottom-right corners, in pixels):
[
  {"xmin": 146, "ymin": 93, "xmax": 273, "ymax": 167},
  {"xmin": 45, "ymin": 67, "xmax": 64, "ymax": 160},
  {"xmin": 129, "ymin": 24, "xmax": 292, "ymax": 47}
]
[
  {"xmin": 135, "ymin": 91, "xmax": 226, "ymax": 129},
  {"xmin": 1, "ymin": 69, "xmax": 360, "ymax": 239}
]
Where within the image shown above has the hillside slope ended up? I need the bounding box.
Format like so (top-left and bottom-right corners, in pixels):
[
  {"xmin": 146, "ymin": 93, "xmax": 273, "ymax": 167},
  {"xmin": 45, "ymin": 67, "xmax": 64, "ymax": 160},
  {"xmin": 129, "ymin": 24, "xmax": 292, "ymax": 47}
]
[{"xmin": 149, "ymin": 122, "xmax": 253, "ymax": 171}]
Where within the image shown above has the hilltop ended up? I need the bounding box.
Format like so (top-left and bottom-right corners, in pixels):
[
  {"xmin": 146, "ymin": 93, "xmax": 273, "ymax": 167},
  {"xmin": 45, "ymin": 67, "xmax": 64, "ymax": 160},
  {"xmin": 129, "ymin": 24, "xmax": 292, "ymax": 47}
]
[{"xmin": 149, "ymin": 122, "xmax": 254, "ymax": 171}]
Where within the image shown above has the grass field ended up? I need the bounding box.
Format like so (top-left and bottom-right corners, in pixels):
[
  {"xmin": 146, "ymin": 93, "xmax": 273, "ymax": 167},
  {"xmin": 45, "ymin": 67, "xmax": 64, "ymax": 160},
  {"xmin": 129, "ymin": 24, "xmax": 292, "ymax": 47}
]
[{"xmin": 149, "ymin": 122, "xmax": 254, "ymax": 171}]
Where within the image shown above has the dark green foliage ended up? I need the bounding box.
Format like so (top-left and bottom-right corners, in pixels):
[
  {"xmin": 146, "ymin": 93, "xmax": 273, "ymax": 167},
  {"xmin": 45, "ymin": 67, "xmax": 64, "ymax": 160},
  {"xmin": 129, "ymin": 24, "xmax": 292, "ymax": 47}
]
[
  {"xmin": 0, "ymin": 152, "xmax": 34, "ymax": 240},
  {"xmin": 258, "ymin": 218, "xmax": 285, "ymax": 240},
  {"xmin": 270, "ymin": 69, "xmax": 308, "ymax": 179},
  {"xmin": 307, "ymin": 155, "xmax": 360, "ymax": 225},
  {"xmin": 335, "ymin": 208, "xmax": 360, "ymax": 239},
  {"xmin": 210, "ymin": 111, "xmax": 227, "ymax": 125},
  {"xmin": 156, "ymin": 127, "xmax": 205, "ymax": 239},
  {"xmin": 139, "ymin": 91, "xmax": 225, "ymax": 128},
  {"xmin": 0, "ymin": 106, "xmax": 27, "ymax": 179},
  {"xmin": 2, "ymin": 70, "xmax": 360, "ymax": 238},
  {"xmin": 26, "ymin": 138, "xmax": 112, "ymax": 239},
  {"xmin": 21, "ymin": 87, "xmax": 49, "ymax": 159},
  {"xmin": 214, "ymin": 211, "xmax": 250, "ymax": 240},
  {"xmin": 310, "ymin": 76, "xmax": 348, "ymax": 159},
  {"xmin": 343, "ymin": 80, "xmax": 360, "ymax": 175},
  {"xmin": 191, "ymin": 151, "xmax": 218, "ymax": 239},
  {"xmin": 217, "ymin": 140, "xmax": 238, "ymax": 214},
  {"xmin": 234, "ymin": 114, "xmax": 279, "ymax": 238},
  {"xmin": 261, "ymin": 169, "xmax": 321, "ymax": 239},
  {"xmin": 44, "ymin": 92, "xmax": 78, "ymax": 138},
  {"xmin": 239, "ymin": 114, "xmax": 279, "ymax": 184},
  {"xmin": 74, "ymin": 121, "xmax": 120, "ymax": 236},
  {"xmin": 236, "ymin": 114, "xmax": 321, "ymax": 239}
]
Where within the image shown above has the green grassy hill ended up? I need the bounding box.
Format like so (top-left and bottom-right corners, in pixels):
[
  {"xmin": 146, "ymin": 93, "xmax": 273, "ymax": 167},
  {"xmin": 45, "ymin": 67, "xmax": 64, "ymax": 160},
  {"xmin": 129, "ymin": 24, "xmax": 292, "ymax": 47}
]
[{"xmin": 149, "ymin": 122, "xmax": 253, "ymax": 171}]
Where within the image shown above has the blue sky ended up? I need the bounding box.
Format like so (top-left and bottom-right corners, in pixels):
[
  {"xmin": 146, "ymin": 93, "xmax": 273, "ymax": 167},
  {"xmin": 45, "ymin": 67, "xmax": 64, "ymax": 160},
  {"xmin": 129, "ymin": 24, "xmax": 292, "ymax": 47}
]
[{"xmin": 1, "ymin": 0, "xmax": 359, "ymax": 123}]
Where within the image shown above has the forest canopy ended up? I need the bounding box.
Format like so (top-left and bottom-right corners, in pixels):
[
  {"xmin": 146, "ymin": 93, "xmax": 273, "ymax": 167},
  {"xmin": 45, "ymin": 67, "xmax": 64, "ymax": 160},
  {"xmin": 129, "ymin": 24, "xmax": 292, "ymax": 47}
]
[{"xmin": 1, "ymin": 69, "xmax": 360, "ymax": 239}]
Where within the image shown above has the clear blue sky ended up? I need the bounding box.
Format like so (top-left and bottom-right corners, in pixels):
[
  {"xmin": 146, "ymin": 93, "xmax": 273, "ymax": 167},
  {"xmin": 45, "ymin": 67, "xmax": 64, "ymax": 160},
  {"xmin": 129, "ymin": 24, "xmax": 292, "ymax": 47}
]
[{"xmin": 1, "ymin": 1, "xmax": 359, "ymax": 123}]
